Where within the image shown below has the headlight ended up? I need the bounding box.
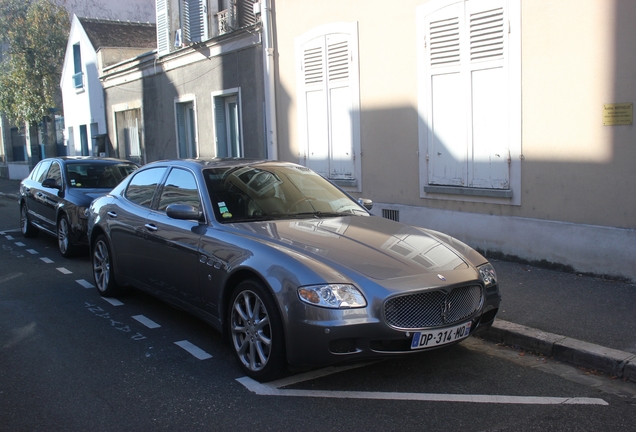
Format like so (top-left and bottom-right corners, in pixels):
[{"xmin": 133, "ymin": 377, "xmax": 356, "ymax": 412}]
[
  {"xmin": 79, "ymin": 207, "xmax": 89, "ymax": 220},
  {"xmin": 298, "ymin": 284, "xmax": 367, "ymax": 309},
  {"xmin": 478, "ymin": 263, "xmax": 497, "ymax": 287}
]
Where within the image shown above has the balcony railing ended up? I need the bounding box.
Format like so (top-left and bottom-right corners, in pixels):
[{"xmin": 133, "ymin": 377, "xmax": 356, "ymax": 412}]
[{"xmin": 215, "ymin": 6, "xmax": 237, "ymax": 36}]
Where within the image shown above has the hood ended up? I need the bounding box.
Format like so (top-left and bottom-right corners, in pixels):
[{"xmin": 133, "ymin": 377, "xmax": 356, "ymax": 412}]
[
  {"xmin": 67, "ymin": 187, "xmax": 112, "ymax": 205},
  {"xmin": 232, "ymin": 216, "xmax": 469, "ymax": 280}
]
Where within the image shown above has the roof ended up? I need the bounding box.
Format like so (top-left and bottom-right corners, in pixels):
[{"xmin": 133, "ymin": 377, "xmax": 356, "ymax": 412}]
[{"xmin": 78, "ymin": 17, "xmax": 156, "ymax": 50}]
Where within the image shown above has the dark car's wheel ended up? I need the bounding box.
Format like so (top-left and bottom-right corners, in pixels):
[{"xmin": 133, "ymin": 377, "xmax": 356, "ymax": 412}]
[
  {"xmin": 20, "ymin": 204, "xmax": 38, "ymax": 238},
  {"xmin": 57, "ymin": 215, "xmax": 77, "ymax": 258},
  {"xmin": 228, "ymin": 279, "xmax": 286, "ymax": 382},
  {"xmin": 92, "ymin": 235, "xmax": 121, "ymax": 297}
]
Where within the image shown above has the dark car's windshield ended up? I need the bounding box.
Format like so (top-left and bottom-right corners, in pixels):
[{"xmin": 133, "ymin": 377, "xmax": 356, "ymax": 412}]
[
  {"xmin": 203, "ymin": 165, "xmax": 369, "ymax": 222},
  {"xmin": 66, "ymin": 163, "xmax": 138, "ymax": 189}
]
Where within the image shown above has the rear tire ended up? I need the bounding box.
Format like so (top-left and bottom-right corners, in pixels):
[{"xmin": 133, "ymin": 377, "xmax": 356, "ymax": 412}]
[
  {"xmin": 20, "ymin": 204, "xmax": 38, "ymax": 238},
  {"xmin": 228, "ymin": 279, "xmax": 286, "ymax": 382},
  {"xmin": 92, "ymin": 235, "xmax": 121, "ymax": 297},
  {"xmin": 57, "ymin": 215, "xmax": 77, "ymax": 258}
]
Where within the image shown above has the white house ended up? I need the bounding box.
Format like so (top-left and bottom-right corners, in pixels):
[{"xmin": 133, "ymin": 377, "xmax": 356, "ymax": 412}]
[{"xmin": 60, "ymin": 15, "xmax": 156, "ymax": 158}]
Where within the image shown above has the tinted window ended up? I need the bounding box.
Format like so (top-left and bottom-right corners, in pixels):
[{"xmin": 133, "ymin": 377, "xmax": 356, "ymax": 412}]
[
  {"xmin": 66, "ymin": 163, "xmax": 137, "ymax": 188},
  {"xmin": 45, "ymin": 162, "xmax": 62, "ymax": 187},
  {"xmin": 31, "ymin": 160, "xmax": 51, "ymax": 183},
  {"xmin": 157, "ymin": 168, "xmax": 201, "ymax": 212},
  {"xmin": 125, "ymin": 167, "xmax": 167, "ymax": 208}
]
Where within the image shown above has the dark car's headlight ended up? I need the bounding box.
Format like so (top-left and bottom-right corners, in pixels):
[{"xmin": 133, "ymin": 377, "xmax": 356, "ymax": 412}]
[
  {"xmin": 298, "ymin": 284, "xmax": 367, "ymax": 309},
  {"xmin": 478, "ymin": 263, "xmax": 498, "ymax": 287}
]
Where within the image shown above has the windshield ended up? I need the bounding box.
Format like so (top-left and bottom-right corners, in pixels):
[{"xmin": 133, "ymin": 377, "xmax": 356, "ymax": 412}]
[
  {"xmin": 66, "ymin": 163, "xmax": 138, "ymax": 189},
  {"xmin": 203, "ymin": 164, "xmax": 369, "ymax": 222}
]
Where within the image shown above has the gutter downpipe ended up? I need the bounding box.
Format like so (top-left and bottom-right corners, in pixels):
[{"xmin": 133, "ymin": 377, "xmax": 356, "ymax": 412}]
[{"xmin": 261, "ymin": 0, "xmax": 278, "ymax": 160}]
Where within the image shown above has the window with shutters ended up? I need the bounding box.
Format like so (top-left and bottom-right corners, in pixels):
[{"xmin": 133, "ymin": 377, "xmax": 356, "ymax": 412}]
[
  {"xmin": 417, "ymin": 0, "xmax": 521, "ymax": 204},
  {"xmin": 295, "ymin": 22, "xmax": 361, "ymax": 191},
  {"xmin": 182, "ymin": 0, "xmax": 209, "ymax": 44},
  {"xmin": 156, "ymin": 0, "xmax": 169, "ymax": 55},
  {"xmin": 212, "ymin": 88, "xmax": 243, "ymax": 158},
  {"xmin": 175, "ymin": 99, "xmax": 198, "ymax": 159}
]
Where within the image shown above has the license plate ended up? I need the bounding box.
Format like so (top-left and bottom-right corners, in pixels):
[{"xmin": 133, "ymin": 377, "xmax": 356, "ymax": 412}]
[{"xmin": 410, "ymin": 321, "xmax": 472, "ymax": 350}]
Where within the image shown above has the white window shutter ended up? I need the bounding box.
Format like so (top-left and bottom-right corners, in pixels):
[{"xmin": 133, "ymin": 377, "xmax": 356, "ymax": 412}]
[
  {"xmin": 426, "ymin": 2, "xmax": 467, "ymax": 186},
  {"xmin": 326, "ymin": 33, "xmax": 355, "ymax": 180},
  {"xmin": 467, "ymin": 1, "xmax": 509, "ymax": 189},
  {"xmin": 301, "ymin": 36, "xmax": 330, "ymax": 178},
  {"xmin": 184, "ymin": 0, "xmax": 208, "ymax": 43},
  {"xmin": 156, "ymin": 0, "xmax": 170, "ymax": 55}
]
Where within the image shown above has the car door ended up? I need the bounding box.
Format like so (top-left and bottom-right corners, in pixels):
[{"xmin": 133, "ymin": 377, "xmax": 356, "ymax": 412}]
[
  {"xmin": 107, "ymin": 166, "xmax": 168, "ymax": 279},
  {"xmin": 23, "ymin": 160, "xmax": 52, "ymax": 227},
  {"xmin": 34, "ymin": 161, "xmax": 63, "ymax": 232},
  {"xmin": 143, "ymin": 167, "xmax": 204, "ymax": 306}
]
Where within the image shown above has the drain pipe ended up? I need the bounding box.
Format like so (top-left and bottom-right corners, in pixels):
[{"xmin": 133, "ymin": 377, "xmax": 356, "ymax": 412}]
[{"xmin": 260, "ymin": 0, "xmax": 278, "ymax": 160}]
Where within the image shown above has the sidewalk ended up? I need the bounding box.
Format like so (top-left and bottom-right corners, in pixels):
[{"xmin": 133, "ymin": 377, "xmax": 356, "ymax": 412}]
[{"xmin": 1, "ymin": 175, "xmax": 635, "ymax": 382}]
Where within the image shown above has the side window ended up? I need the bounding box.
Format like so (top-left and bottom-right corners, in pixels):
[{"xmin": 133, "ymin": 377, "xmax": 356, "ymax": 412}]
[
  {"xmin": 32, "ymin": 161, "xmax": 51, "ymax": 183},
  {"xmin": 46, "ymin": 162, "xmax": 62, "ymax": 187},
  {"xmin": 158, "ymin": 168, "xmax": 201, "ymax": 212},
  {"xmin": 125, "ymin": 167, "xmax": 167, "ymax": 208}
]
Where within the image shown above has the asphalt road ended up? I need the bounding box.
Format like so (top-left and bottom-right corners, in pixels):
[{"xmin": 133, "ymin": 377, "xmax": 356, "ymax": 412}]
[{"xmin": 1, "ymin": 194, "xmax": 636, "ymax": 431}]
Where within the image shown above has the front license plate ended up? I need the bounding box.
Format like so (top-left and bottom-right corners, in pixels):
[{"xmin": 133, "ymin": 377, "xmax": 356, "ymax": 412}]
[{"xmin": 410, "ymin": 321, "xmax": 472, "ymax": 350}]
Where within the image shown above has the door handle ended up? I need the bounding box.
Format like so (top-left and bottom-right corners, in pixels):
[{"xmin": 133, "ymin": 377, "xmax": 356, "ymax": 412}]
[
  {"xmin": 107, "ymin": 211, "xmax": 117, "ymax": 218},
  {"xmin": 144, "ymin": 223, "xmax": 158, "ymax": 232}
]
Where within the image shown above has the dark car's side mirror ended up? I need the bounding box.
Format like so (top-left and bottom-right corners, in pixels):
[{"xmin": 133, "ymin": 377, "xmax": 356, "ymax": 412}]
[
  {"xmin": 358, "ymin": 198, "xmax": 373, "ymax": 210},
  {"xmin": 42, "ymin": 178, "xmax": 60, "ymax": 189},
  {"xmin": 166, "ymin": 204, "xmax": 204, "ymax": 222}
]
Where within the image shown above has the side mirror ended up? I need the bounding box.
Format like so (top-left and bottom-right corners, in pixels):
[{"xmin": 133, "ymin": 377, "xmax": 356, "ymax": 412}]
[
  {"xmin": 357, "ymin": 198, "xmax": 373, "ymax": 210},
  {"xmin": 166, "ymin": 204, "xmax": 204, "ymax": 222},
  {"xmin": 42, "ymin": 178, "xmax": 60, "ymax": 189}
]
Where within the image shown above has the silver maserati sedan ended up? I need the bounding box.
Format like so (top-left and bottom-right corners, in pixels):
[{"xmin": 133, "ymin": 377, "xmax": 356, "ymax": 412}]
[{"xmin": 87, "ymin": 159, "xmax": 501, "ymax": 382}]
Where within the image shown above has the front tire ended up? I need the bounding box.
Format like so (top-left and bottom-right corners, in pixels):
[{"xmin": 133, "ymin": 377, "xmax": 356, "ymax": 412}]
[
  {"xmin": 92, "ymin": 235, "xmax": 121, "ymax": 297},
  {"xmin": 57, "ymin": 215, "xmax": 77, "ymax": 258},
  {"xmin": 228, "ymin": 279, "xmax": 286, "ymax": 382},
  {"xmin": 20, "ymin": 204, "xmax": 38, "ymax": 238}
]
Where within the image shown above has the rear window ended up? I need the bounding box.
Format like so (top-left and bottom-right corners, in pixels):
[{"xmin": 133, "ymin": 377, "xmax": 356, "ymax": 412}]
[{"xmin": 66, "ymin": 163, "xmax": 137, "ymax": 189}]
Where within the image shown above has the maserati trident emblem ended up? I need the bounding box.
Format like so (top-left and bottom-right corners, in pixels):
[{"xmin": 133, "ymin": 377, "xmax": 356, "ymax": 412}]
[
  {"xmin": 437, "ymin": 274, "xmax": 446, "ymax": 281},
  {"xmin": 441, "ymin": 298, "xmax": 452, "ymax": 323}
]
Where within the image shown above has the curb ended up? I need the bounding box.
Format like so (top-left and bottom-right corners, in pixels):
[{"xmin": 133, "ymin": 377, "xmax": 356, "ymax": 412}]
[{"xmin": 482, "ymin": 320, "xmax": 636, "ymax": 382}]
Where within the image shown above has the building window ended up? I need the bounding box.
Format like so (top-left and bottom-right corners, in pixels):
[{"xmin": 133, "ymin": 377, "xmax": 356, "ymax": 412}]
[
  {"xmin": 176, "ymin": 100, "xmax": 198, "ymax": 159},
  {"xmin": 115, "ymin": 108, "xmax": 143, "ymax": 164},
  {"xmin": 295, "ymin": 22, "xmax": 361, "ymax": 190},
  {"xmin": 417, "ymin": 0, "xmax": 521, "ymax": 204},
  {"xmin": 182, "ymin": 0, "xmax": 209, "ymax": 44},
  {"xmin": 212, "ymin": 90, "xmax": 243, "ymax": 157},
  {"xmin": 72, "ymin": 44, "xmax": 83, "ymax": 89}
]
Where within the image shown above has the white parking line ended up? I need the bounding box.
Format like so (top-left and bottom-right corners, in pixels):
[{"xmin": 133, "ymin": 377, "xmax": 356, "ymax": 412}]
[
  {"xmin": 132, "ymin": 315, "xmax": 161, "ymax": 329},
  {"xmin": 56, "ymin": 267, "xmax": 72, "ymax": 274},
  {"xmin": 14, "ymin": 242, "xmax": 25, "ymax": 247},
  {"xmin": 102, "ymin": 297, "xmax": 124, "ymax": 306},
  {"xmin": 76, "ymin": 279, "xmax": 95, "ymax": 289},
  {"xmin": 40, "ymin": 257, "xmax": 54, "ymax": 264},
  {"xmin": 236, "ymin": 367, "xmax": 608, "ymax": 406},
  {"xmin": 0, "ymin": 272, "xmax": 23, "ymax": 284},
  {"xmin": 26, "ymin": 249, "xmax": 38, "ymax": 254},
  {"xmin": 5, "ymin": 235, "xmax": 14, "ymax": 240},
  {"xmin": 174, "ymin": 340, "xmax": 212, "ymax": 360}
]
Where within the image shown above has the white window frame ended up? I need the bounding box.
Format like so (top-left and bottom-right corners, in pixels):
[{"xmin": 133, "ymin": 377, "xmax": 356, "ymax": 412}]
[
  {"xmin": 295, "ymin": 22, "xmax": 362, "ymax": 192},
  {"xmin": 174, "ymin": 95, "xmax": 199, "ymax": 159},
  {"xmin": 211, "ymin": 88, "xmax": 244, "ymax": 158},
  {"xmin": 417, "ymin": 0, "xmax": 521, "ymax": 205},
  {"xmin": 112, "ymin": 100, "xmax": 146, "ymax": 163}
]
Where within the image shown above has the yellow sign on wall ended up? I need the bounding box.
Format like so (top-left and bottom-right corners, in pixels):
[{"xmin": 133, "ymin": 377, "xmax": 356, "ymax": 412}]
[{"xmin": 603, "ymin": 103, "xmax": 633, "ymax": 126}]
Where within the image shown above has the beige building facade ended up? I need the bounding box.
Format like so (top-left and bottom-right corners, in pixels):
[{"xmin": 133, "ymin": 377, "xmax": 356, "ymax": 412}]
[{"xmin": 272, "ymin": 0, "xmax": 636, "ymax": 281}]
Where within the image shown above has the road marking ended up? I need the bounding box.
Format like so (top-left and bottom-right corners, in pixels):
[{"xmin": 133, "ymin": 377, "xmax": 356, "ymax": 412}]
[
  {"xmin": 236, "ymin": 366, "xmax": 608, "ymax": 406},
  {"xmin": 56, "ymin": 267, "xmax": 72, "ymax": 274},
  {"xmin": 40, "ymin": 257, "xmax": 54, "ymax": 264},
  {"xmin": 101, "ymin": 297, "xmax": 124, "ymax": 306},
  {"xmin": 5, "ymin": 235, "xmax": 14, "ymax": 240},
  {"xmin": 0, "ymin": 272, "xmax": 23, "ymax": 284},
  {"xmin": 174, "ymin": 340, "xmax": 212, "ymax": 360},
  {"xmin": 14, "ymin": 242, "xmax": 25, "ymax": 246},
  {"xmin": 132, "ymin": 315, "xmax": 161, "ymax": 329},
  {"xmin": 76, "ymin": 279, "xmax": 95, "ymax": 289},
  {"xmin": 26, "ymin": 249, "xmax": 38, "ymax": 254}
]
